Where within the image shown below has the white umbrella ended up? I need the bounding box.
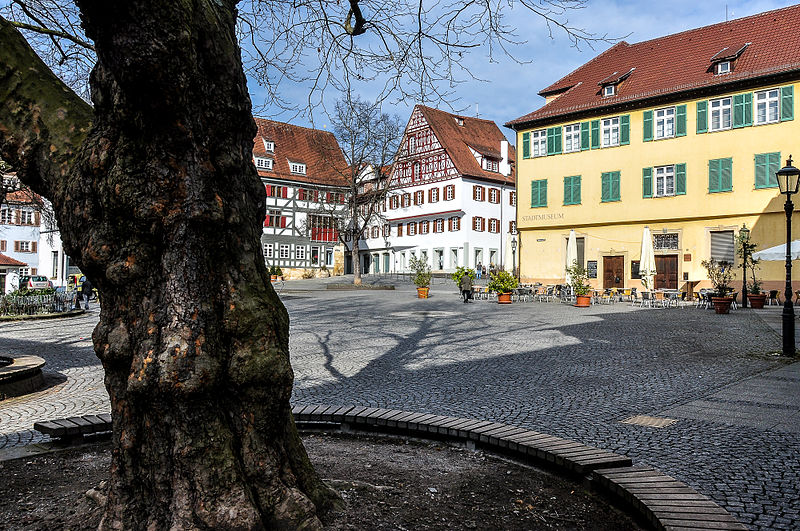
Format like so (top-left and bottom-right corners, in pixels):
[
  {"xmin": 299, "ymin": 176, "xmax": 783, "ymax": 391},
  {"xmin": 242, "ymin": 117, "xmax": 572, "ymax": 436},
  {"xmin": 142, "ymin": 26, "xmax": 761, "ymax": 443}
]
[
  {"xmin": 640, "ymin": 226, "xmax": 657, "ymax": 291},
  {"xmin": 565, "ymin": 229, "xmax": 578, "ymax": 284},
  {"xmin": 752, "ymin": 240, "xmax": 800, "ymax": 261}
]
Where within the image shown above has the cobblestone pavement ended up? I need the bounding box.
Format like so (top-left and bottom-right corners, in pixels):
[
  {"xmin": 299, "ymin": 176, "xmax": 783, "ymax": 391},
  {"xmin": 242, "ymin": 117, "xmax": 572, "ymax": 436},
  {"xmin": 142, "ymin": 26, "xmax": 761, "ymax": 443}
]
[{"xmin": 1, "ymin": 284, "xmax": 798, "ymax": 530}]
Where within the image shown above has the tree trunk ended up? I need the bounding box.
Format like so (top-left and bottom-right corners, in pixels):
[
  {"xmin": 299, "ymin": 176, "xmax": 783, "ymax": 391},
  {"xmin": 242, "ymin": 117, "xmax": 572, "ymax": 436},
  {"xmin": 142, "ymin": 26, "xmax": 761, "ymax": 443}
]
[
  {"xmin": 0, "ymin": 3, "xmax": 337, "ymax": 529},
  {"xmin": 352, "ymin": 240, "xmax": 362, "ymax": 285}
]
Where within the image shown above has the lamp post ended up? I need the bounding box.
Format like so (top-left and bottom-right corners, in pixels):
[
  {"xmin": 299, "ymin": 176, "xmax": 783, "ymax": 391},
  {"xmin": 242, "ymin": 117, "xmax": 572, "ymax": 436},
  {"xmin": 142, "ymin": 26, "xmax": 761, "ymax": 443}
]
[
  {"xmin": 740, "ymin": 224, "xmax": 750, "ymax": 309},
  {"xmin": 776, "ymin": 156, "xmax": 800, "ymax": 357},
  {"xmin": 511, "ymin": 235, "xmax": 518, "ymax": 280}
]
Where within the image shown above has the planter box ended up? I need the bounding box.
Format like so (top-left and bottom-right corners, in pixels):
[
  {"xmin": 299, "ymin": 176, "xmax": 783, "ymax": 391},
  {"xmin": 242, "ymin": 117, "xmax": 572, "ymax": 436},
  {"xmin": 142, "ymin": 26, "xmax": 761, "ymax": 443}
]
[
  {"xmin": 747, "ymin": 293, "xmax": 766, "ymax": 309},
  {"xmin": 497, "ymin": 292, "xmax": 512, "ymax": 304},
  {"xmin": 712, "ymin": 296, "xmax": 733, "ymax": 314},
  {"xmin": 575, "ymin": 295, "xmax": 591, "ymax": 307},
  {"xmin": 416, "ymin": 287, "xmax": 429, "ymax": 299}
]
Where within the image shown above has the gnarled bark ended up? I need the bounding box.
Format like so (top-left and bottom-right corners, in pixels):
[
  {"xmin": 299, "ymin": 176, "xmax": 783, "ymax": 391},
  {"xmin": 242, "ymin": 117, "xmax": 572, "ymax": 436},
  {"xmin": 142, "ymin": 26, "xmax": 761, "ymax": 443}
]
[{"xmin": 0, "ymin": 2, "xmax": 337, "ymax": 529}]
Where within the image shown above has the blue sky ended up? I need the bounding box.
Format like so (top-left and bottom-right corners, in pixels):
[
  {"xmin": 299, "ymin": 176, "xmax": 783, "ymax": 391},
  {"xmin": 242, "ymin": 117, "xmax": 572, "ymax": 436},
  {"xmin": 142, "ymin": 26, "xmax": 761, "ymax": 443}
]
[{"xmin": 249, "ymin": 0, "xmax": 797, "ymax": 142}]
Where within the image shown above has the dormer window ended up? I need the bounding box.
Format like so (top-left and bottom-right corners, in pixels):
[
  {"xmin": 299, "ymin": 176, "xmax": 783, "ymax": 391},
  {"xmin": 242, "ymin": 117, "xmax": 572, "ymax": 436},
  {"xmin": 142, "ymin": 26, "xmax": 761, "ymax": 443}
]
[
  {"xmin": 290, "ymin": 161, "xmax": 306, "ymax": 175},
  {"xmin": 255, "ymin": 157, "xmax": 273, "ymax": 170},
  {"xmin": 455, "ymin": 117, "xmax": 464, "ymax": 126},
  {"xmin": 710, "ymin": 43, "xmax": 749, "ymax": 76},
  {"xmin": 263, "ymin": 140, "xmax": 275, "ymax": 152},
  {"xmin": 603, "ymin": 85, "xmax": 616, "ymax": 97},
  {"xmin": 716, "ymin": 61, "xmax": 731, "ymax": 75}
]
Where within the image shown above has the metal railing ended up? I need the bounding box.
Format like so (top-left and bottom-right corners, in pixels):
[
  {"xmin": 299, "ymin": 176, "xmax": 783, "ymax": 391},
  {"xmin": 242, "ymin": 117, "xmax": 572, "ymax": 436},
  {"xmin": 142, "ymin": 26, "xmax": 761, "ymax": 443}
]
[{"xmin": 0, "ymin": 291, "xmax": 78, "ymax": 316}]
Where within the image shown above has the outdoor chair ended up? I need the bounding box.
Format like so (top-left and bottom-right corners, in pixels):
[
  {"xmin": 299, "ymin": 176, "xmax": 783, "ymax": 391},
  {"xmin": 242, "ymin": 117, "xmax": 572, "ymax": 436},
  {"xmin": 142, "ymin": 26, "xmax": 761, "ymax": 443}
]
[
  {"xmin": 730, "ymin": 292, "xmax": 739, "ymax": 311},
  {"xmin": 768, "ymin": 290, "xmax": 780, "ymax": 306},
  {"xmin": 621, "ymin": 288, "xmax": 632, "ymax": 302},
  {"xmin": 653, "ymin": 291, "xmax": 666, "ymax": 308},
  {"xmin": 638, "ymin": 291, "xmax": 652, "ymax": 308}
]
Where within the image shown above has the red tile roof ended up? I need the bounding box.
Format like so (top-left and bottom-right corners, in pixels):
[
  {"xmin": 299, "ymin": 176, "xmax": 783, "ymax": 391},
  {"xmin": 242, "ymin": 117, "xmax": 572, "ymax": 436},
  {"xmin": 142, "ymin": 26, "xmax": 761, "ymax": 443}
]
[
  {"xmin": 506, "ymin": 4, "xmax": 800, "ymax": 128},
  {"xmin": 416, "ymin": 105, "xmax": 515, "ymax": 185},
  {"xmin": 0, "ymin": 253, "xmax": 27, "ymax": 267},
  {"xmin": 252, "ymin": 118, "xmax": 349, "ymax": 187},
  {"xmin": 4, "ymin": 188, "xmax": 42, "ymax": 205}
]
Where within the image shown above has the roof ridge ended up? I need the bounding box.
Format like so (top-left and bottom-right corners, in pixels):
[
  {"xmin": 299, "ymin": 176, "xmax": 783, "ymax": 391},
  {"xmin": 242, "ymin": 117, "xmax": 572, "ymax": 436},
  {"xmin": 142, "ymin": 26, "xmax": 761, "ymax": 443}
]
[
  {"xmin": 540, "ymin": 42, "xmax": 630, "ymax": 95},
  {"xmin": 416, "ymin": 104, "xmax": 501, "ymax": 125},
  {"xmin": 252, "ymin": 116, "xmax": 335, "ymax": 137}
]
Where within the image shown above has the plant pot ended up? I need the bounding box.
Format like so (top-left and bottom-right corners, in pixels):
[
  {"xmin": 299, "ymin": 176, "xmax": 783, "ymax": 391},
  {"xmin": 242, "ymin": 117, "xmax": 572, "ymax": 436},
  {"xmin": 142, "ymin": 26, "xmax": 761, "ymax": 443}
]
[
  {"xmin": 711, "ymin": 296, "xmax": 733, "ymax": 314},
  {"xmin": 417, "ymin": 287, "xmax": 429, "ymax": 299},
  {"xmin": 747, "ymin": 293, "xmax": 766, "ymax": 309},
  {"xmin": 270, "ymin": 275, "xmax": 278, "ymax": 282},
  {"xmin": 575, "ymin": 295, "xmax": 591, "ymax": 307},
  {"xmin": 497, "ymin": 292, "xmax": 512, "ymax": 304}
]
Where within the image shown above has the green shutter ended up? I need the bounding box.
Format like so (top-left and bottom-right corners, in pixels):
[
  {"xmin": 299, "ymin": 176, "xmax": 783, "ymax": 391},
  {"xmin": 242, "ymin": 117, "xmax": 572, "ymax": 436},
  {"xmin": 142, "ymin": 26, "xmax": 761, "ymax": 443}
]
[
  {"xmin": 531, "ymin": 179, "xmax": 547, "ymax": 207},
  {"xmin": 720, "ymin": 158, "xmax": 732, "ymax": 191},
  {"xmin": 563, "ymin": 177, "xmax": 571, "ymax": 205},
  {"xmin": 620, "ymin": 115, "xmax": 630, "ymax": 145},
  {"xmin": 554, "ymin": 126, "xmax": 562, "ymax": 154},
  {"xmin": 601, "ymin": 172, "xmax": 611, "ymax": 202},
  {"xmin": 611, "ymin": 171, "xmax": 621, "ymax": 200},
  {"xmin": 574, "ymin": 175, "xmax": 581, "ymax": 204},
  {"xmin": 768, "ymin": 152, "xmax": 781, "ymax": 188},
  {"xmin": 733, "ymin": 94, "xmax": 745, "ymax": 128},
  {"xmin": 709, "ymin": 159, "xmax": 720, "ymax": 192},
  {"xmin": 697, "ymin": 101, "xmax": 708, "ymax": 133},
  {"xmin": 522, "ymin": 132, "xmax": 530, "ymax": 159},
  {"xmin": 676, "ymin": 105, "xmax": 687, "ymax": 137},
  {"xmin": 643, "ymin": 167, "xmax": 653, "ymax": 198},
  {"xmin": 591, "ymin": 120, "xmax": 600, "ymax": 149},
  {"xmin": 743, "ymin": 93, "xmax": 752, "ymax": 126},
  {"xmin": 643, "ymin": 110, "xmax": 653, "ymax": 141},
  {"xmin": 541, "ymin": 179, "xmax": 547, "ymax": 206},
  {"xmin": 676, "ymin": 163, "xmax": 686, "ymax": 195},
  {"xmin": 546, "ymin": 127, "xmax": 562, "ymax": 155},
  {"xmin": 781, "ymin": 85, "xmax": 794, "ymax": 121},
  {"xmin": 580, "ymin": 122, "xmax": 590, "ymax": 150},
  {"xmin": 755, "ymin": 153, "xmax": 768, "ymax": 188}
]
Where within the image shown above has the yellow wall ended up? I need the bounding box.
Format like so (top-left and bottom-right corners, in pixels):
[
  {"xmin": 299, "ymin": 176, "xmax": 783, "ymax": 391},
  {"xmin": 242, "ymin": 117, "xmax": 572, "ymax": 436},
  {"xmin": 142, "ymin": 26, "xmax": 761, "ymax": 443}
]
[{"xmin": 515, "ymin": 80, "xmax": 800, "ymax": 290}]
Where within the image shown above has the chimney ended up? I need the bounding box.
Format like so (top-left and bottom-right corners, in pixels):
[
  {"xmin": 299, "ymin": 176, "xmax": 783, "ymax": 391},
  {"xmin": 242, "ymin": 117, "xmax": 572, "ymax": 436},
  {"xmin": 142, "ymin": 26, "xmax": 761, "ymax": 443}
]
[{"xmin": 500, "ymin": 140, "xmax": 510, "ymax": 176}]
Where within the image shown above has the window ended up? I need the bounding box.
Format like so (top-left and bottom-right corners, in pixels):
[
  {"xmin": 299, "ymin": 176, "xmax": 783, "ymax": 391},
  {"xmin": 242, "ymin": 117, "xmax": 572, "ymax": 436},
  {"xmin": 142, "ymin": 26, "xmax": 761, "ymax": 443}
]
[
  {"xmin": 531, "ymin": 129, "xmax": 546, "ymax": 157},
  {"xmin": 488, "ymin": 188, "xmax": 499, "ymax": 203},
  {"xmin": 263, "ymin": 140, "xmax": 275, "ymax": 152},
  {"xmin": 0, "ymin": 240, "xmax": 5, "ymax": 252},
  {"xmin": 563, "ymin": 124, "xmax": 581, "ymax": 153},
  {"xmin": 16, "ymin": 240, "xmax": 32, "ymax": 252},
  {"xmin": 264, "ymin": 209, "xmax": 287, "ymax": 228},
  {"xmin": 654, "ymin": 107, "xmax": 675, "ymax": 139},
  {"xmin": 509, "ymin": 221, "xmax": 517, "ymax": 234},
  {"xmin": 654, "ymin": 165, "xmax": 675, "ymax": 197},
  {"xmin": 371, "ymin": 226, "xmax": 380, "ymax": 238},
  {"xmin": 602, "ymin": 117, "xmax": 620, "ymax": 147},
  {"xmin": 473, "ymin": 185, "xmax": 485, "ymax": 201},
  {"xmin": 309, "ymin": 215, "xmax": 338, "ymax": 242},
  {"xmin": 710, "ymin": 97, "xmax": 732, "ymax": 131},
  {"xmin": 755, "ymin": 89, "xmax": 780, "ymax": 125},
  {"xmin": 601, "ymin": 171, "xmax": 621, "ymax": 202},
  {"xmin": 420, "ymin": 220, "xmax": 430, "ymax": 234},
  {"xmin": 311, "ymin": 247, "xmax": 320, "ymax": 265},
  {"xmin": 255, "ymin": 157, "xmax": 273, "ymax": 170},
  {"xmin": 295, "ymin": 246, "xmax": 306, "ymax": 260},
  {"xmin": 709, "ymin": 157, "xmax": 733, "ymax": 193},
  {"xmin": 509, "ymin": 191, "xmax": 516, "ymax": 206},
  {"xmin": 433, "ymin": 218, "xmax": 444, "ymax": 233},
  {"xmin": 653, "ymin": 233, "xmax": 679, "ymax": 250},
  {"xmin": 278, "ymin": 245, "xmax": 289, "ymax": 259},
  {"xmin": 472, "ymin": 217, "xmax": 485, "ymax": 232},
  {"xmin": 265, "ymin": 184, "xmax": 288, "ymax": 198},
  {"xmin": 716, "ymin": 61, "xmax": 731, "ymax": 75},
  {"xmin": 483, "ymin": 158, "xmax": 499, "ymax": 172},
  {"xmin": 51, "ymin": 250, "xmax": 58, "ymax": 278},
  {"xmin": 325, "ymin": 191, "xmax": 344, "ymax": 204},
  {"xmin": 0, "ymin": 208, "xmax": 11, "ymax": 224},
  {"xmin": 407, "ymin": 222, "xmax": 417, "ymax": 236},
  {"xmin": 18, "ymin": 210, "xmax": 34, "ymax": 225},
  {"xmin": 429, "ymin": 187, "xmax": 439, "ymax": 203},
  {"xmin": 710, "ymin": 230, "xmax": 735, "ymax": 262},
  {"xmin": 402, "ymin": 193, "xmax": 412, "ymax": 207},
  {"xmin": 298, "ymin": 188, "xmax": 319, "ymax": 202},
  {"xmin": 414, "ymin": 190, "xmax": 425, "ymax": 205},
  {"xmin": 755, "ymin": 152, "xmax": 781, "ymax": 189},
  {"xmin": 390, "ymin": 195, "xmax": 400, "ymax": 209},
  {"xmin": 263, "ymin": 243, "xmax": 273, "ymax": 259},
  {"xmin": 603, "ymin": 85, "xmax": 616, "ymax": 97},
  {"xmin": 563, "ymin": 175, "xmax": 581, "ymax": 205},
  {"xmin": 408, "ymin": 135, "xmax": 416, "ymax": 154},
  {"xmin": 488, "ymin": 218, "xmax": 499, "ymax": 233},
  {"xmin": 383, "ymin": 224, "xmax": 390, "ymax": 237},
  {"xmin": 289, "ymin": 161, "xmax": 306, "ymax": 174},
  {"xmin": 444, "ymin": 185, "xmax": 455, "ymax": 201},
  {"xmin": 448, "ymin": 216, "xmax": 460, "ymax": 231},
  {"xmin": 530, "ymin": 179, "xmax": 547, "ymax": 208}
]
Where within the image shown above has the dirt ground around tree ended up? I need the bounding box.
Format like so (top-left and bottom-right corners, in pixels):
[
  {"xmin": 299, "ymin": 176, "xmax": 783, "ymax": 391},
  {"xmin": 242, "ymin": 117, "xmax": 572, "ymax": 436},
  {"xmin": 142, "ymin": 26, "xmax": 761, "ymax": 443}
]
[{"xmin": 0, "ymin": 433, "xmax": 641, "ymax": 530}]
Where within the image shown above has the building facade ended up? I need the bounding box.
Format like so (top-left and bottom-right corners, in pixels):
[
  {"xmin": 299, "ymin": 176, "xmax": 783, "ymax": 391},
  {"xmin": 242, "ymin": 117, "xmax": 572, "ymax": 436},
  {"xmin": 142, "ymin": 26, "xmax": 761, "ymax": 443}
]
[
  {"xmin": 507, "ymin": 6, "xmax": 800, "ymax": 293},
  {"xmin": 253, "ymin": 118, "xmax": 349, "ymax": 278},
  {"xmin": 363, "ymin": 105, "xmax": 516, "ymax": 274}
]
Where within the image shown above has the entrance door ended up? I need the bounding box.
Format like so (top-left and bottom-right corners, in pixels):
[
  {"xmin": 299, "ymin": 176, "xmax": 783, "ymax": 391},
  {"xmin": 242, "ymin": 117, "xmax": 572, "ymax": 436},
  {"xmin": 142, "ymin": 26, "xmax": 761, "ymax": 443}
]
[
  {"xmin": 383, "ymin": 253, "xmax": 390, "ymax": 273},
  {"xmin": 362, "ymin": 254, "xmax": 370, "ymax": 274},
  {"xmin": 603, "ymin": 256, "xmax": 624, "ymax": 289},
  {"xmin": 654, "ymin": 255, "xmax": 678, "ymax": 289}
]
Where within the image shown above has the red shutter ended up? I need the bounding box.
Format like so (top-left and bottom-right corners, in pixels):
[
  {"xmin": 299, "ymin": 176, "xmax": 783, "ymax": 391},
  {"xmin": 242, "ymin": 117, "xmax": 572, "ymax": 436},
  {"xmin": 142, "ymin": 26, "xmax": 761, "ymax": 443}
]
[
  {"xmin": 0, "ymin": 240, "xmax": 5, "ymax": 252},
  {"xmin": 280, "ymin": 216, "xmax": 287, "ymax": 228},
  {"xmin": 265, "ymin": 184, "xmax": 272, "ymax": 196},
  {"xmin": 14, "ymin": 240, "xmax": 20, "ymax": 252},
  {"xmin": 31, "ymin": 267, "xmax": 37, "ymax": 275},
  {"xmin": 31, "ymin": 241, "xmax": 37, "ymax": 253},
  {"xmin": 34, "ymin": 212, "xmax": 41, "ymax": 225},
  {"xmin": 482, "ymin": 218, "xmax": 486, "ymax": 231}
]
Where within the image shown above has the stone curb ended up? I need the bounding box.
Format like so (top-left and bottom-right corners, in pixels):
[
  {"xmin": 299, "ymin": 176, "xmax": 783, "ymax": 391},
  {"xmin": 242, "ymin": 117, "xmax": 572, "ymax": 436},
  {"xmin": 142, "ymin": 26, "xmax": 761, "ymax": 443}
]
[
  {"xmin": 0, "ymin": 309, "xmax": 86, "ymax": 322},
  {"xmin": 292, "ymin": 404, "xmax": 747, "ymax": 531},
  {"xmin": 0, "ymin": 355, "xmax": 46, "ymax": 398}
]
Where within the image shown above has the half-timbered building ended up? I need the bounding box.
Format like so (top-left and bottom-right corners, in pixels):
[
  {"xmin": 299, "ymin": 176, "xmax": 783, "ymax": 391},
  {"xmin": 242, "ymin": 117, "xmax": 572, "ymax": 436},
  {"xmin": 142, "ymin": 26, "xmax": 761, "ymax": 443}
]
[
  {"xmin": 363, "ymin": 105, "xmax": 515, "ymax": 274},
  {"xmin": 254, "ymin": 118, "xmax": 349, "ymax": 278}
]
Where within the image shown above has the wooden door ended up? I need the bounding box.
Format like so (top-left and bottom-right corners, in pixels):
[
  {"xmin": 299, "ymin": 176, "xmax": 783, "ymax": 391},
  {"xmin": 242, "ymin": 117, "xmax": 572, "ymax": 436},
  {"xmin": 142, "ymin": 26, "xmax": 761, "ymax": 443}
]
[
  {"xmin": 654, "ymin": 255, "xmax": 678, "ymax": 289},
  {"xmin": 603, "ymin": 256, "xmax": 624, "ymax": 288}
]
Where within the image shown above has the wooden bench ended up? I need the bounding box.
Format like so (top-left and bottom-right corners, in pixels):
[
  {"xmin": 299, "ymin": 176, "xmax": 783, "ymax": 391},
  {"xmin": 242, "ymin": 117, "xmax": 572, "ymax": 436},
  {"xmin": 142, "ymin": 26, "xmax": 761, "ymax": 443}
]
[{"xmin": 33, "ymin": 414, "xmax": 112, "ymax": 442}]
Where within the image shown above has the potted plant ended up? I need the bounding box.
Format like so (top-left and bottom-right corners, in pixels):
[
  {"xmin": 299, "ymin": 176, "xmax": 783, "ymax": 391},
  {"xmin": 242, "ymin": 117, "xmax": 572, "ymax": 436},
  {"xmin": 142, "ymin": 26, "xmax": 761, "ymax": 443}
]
[
  {"xmin": 701, "ymin": 259, "xmax": 735, "ymax": 314},
  {"xmin": 451, "ymin": 266, "xmax": 476, "ymax": 289},
  {"xmin": 487, "ymin": 270, "xmax": 518, "ymax": 304},
  {"xmin": 409, "ymin": 255, "xmax": 432, "ymax": 298},
  {"xmin": 565, "ymin": 260, "xmax": 592, "ymax": 307},
  {"xmin": 746, "ymin": 259, "xmax": 766, "ymax": 309},
  {"xmin": 737, "ymin": 230, "xmax": 766, "ymax": 309}
]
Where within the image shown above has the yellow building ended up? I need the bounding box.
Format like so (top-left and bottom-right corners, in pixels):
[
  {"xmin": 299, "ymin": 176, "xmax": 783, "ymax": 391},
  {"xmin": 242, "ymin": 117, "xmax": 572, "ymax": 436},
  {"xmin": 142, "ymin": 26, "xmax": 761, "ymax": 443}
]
[{"xmin": 506, "ymin": 5, "xmax": 800, "ymax": 296}]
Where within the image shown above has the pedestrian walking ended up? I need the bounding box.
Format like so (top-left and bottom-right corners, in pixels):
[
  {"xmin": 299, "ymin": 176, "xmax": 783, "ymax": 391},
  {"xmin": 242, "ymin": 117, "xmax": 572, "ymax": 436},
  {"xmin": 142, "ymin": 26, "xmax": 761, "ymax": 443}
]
[
  {"xmin": 459, "ymin": 272, "xmax": 473, "ymax": 303},
  {"xmin": 79, "ymin": 277, "xmax": 93, "ymax": 310}
]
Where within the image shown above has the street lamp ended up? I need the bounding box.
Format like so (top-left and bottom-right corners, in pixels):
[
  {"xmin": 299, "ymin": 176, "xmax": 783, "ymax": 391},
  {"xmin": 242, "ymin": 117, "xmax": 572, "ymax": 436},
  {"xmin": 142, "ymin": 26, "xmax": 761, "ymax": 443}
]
[
  {"xmin": 776, "ymin": 156, "xmax": 800, "ymax": 356},
  {"xmin": 511, "ymin": 235, "xmax": 518, "ymax": 280},
  {"xmin": 740, "ymin": 224, "xmax": 750, "ymax": 309}
]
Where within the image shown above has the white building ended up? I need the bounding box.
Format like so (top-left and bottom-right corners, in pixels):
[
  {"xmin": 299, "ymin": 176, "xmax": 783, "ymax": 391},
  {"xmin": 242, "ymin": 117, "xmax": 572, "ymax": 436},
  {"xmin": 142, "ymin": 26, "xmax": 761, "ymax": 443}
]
[{"xmin": 360, "ymin": 105, "xmax": 516, "ymax": 274}]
